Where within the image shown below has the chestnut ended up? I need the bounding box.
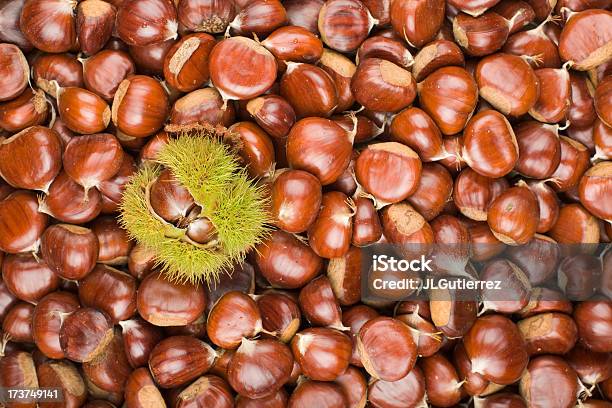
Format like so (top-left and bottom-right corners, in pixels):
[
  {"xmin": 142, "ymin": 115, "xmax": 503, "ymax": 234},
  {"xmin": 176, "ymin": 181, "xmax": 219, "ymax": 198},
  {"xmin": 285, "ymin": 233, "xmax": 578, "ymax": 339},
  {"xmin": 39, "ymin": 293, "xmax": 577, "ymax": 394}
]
[
  {"xmin": 290, "ymin": 327, "xmax": 351, "ymax": 381},
  {"xmin": 476, "ymin": 52, "xmax": 539, "ymax": 116},
  {"xmin": 0, "ymin": 0, "xmax": 32, "ymax": 50},
  {"xmin": 574, "ymin": 300, "xmax": 612, "ymax": 352},
  {"xmin": 420, "ymin": 353, "xmax": 463, "ymax": 407},
  {"xmin": 270, "ymin": 169, "xmax": 322, "ymax": 233},
  {"xmin": 0, "ymin": 351, "xmax": 39, "ymax": 407},
  {"xmin": 549, "ymin": 203, "xmax": 600, "ymax": 246},
  {"xmin": 333, "ymin": 365, "xmax": 367, "ymax": 408},
  {"xmin": 286, "ymin": 117, "xmax": 353, "ymax": 185},
  {"xmin": 514, "ymin": 121, "xmax": 561, "ymax": 179},
  {"xmin": 595, "ymin": 75, "xmax": 612, "ymax": 127},
  {"xmin": 82, "ymin": 50, "xmax": 136, "ymax": 101},
  {"xmin": 59, "ymin": 307, "xmax": 114, "ymax": 363},
  {"xmin": 37, "ymin": 360, "xmax": 87, "ymax": 408},
  {"xmin": 41, "ymin": 224, "xmax": 98, "ymax": 281},
  {"xmin": 254, "ymin": 230, "xmax": 322, "ymax": 289},
  {"xmin": 149, "ymin": 335, "xmax": 216, "ymax": 388},
  {"xmin": 246, "ymin": 94, "xmax": 296, "ymax": 139},
  {"xmin": 529, "ymin": 67, "xmax": 572, "ymax": 124},
  {"xmin": 518, "ymin": 312, "xmax": 578, "ymax": 355},
  {"xmin": 463, "ymin": 314, "xmax": 529, "ymax": 384},
  {"xmin": 407, "ymin": 163, "xmax": 454, "ymax": 221},
  {"xmin": 0, "ymin": 88, "xmax": 48, "ymax": 133},
  {"xmin": 228, "ymin": 338, "xmax": 294, "ymax": 399},
  {"xmin": 307, "ymin": 191, "xmax": 354, "ymax": 258},
  {"xmin": 357, "ymin": 35, "xmax": 414, "ymax": 69},
  {"xmin": 566, "ymin": 344, "xmax": 612, "ymax": 386},
  {"xmin": 206, "ymin": 291, "xmax": 263, "ymax": 349},
  {"xmin": 230, "ymin": 121, "xmax": 275, "ymax": 178},
  {"xmin": 288, "ymin": 380, "xmax": 348, "ymax": 408},
  {"xmin": 79, "ymin": 265, "xmax": 137, "ymax": 324},
  {"xmin": 503, "ymin": 17, "xmax": 561, "ymax": 69},
  {"xmin": 506, "ymin": 233, "xmax": 560, "ymax": 284},
  {"xmin": 0, "ymin": 191, "xmax": 48, "ymax": 254},
  {"xmin": 368, "ymin": 367, "xmax": 427, "ymax": 408},
  {"xmin": 318, "ymin": 0, "xmax": 375, "ymax": 52},
  {"xmin": 32, "ymin": 53, "xmax": 84, "ymax": 98},
  {"xmin": 453, "ymin": 11, "xmax": 510, "ymax": 56},
  {"xmin": 129, "ymin": 39, "xmax": 176, "ymax": 75},
  {"xmin": 299, "ymin": 275, "xmax": 344, "ymax": 328},
  {"xmin": 550, "ymin": 136, "xmax": 591, "ymax": 192},
  {"xmin": 380, "ymin": 202, "xmax": 435, "ymax": 258},
  {"xmin": 116, "ymin": 0, "xmax": 178, "ymax": 46},
  {"xmin": 390, "ymin": 0, "xmax": 445, "ymax": 47},
  {"xmin": 124, "ymin": 368, "xmax": 165, "ymax": 408},
  {"xmin": 163, "ymin": 33, "xmax": 216, "ymax": 93},
  {"xmin": 579, "ymin": 161, "xmax": 612, "ymax": 222},
  {"xmin": 177, "ymin": 0, "xmax": 236, "ymax": 33},
  {"xmin": 228, "ymin": 0, "xmax": 287, "ymax": 37},
  {"xmin": 396, "ymin": 311, "xmax": 443, "ymax": 358},
  {"xmin": 0, "ymin": 44, "xmax": 28, "ymax": 102},
  {"xmin": 284, "ymin": 0, "xmax": 324, "ymax": 33},
  {"xmin": 209, "ymin": 37, "xmax": 277, "ymax": 102},
  {"xmin": 357, "ymin": 317, "xmax": 417, "ymax": 381},
  {"xmin": 57, "ymin": 87, "xmax": 111, "ymax": 134},
  {"xmin": 76, "ymin": 0, "xmax": 116, "ymax": 56},
  {"xmin": 20, "ymin": 0, "xmax": 77, "ymax": 53},
  {"xmin": 175, "ymin": 375, "xmax": 234, "ymax": 408},
  {"xmin": 2, "ymin": 302, "xmax": 34, "ymax": 343},
  {"xmin": 318, "ymin": 48, "xmax": 357, "ymax": 112},
  {"xmin": 594, "ymin": 119, "xmax": 612, "ymax": 160},
  {"xmin": 262, "ymin": 25, "xmax": 323, "ymax": 64},
  {"xmin": 487, "ymin": 184, "xmax": 539, "ymax": 245},
  {"xmin": 418, "ymin": 66, "xmax": 479, "ymax": 135},
  {"xmin": 341, "ymin": 304, "xmax": 379, "ymax": 366},
  {"xmin": 453, "ymin": 167, "xmax": 507, "ymax": 221},
  {"xmin": 519, "ymin": 356, "xmax": 579, "ymax": 407},
  {"xmin": 412, "ymin": 39, "xmax": 465, "ymax": 82},
  {"xmin": 280, "ymin": 62, "xmax": 338, "ymax": 118},
  {"xmin": 389, "ymin": 107, "xmax": 447, "ymax": 162},
  {"xmin": 2, "ymin": 253, "xmax": 59, "ymax": 304},
  {"xmin": 32, "ymin": 291, "xmax": 81, "ymax": 359},
  {"xmin": 559, "ymin": 9, "xmax": 612, "ymax": 70},
  {"xmin": 351, "ymin": 58, "xmax": 416, "ymax": 113},
  {"xmin": 112, "ymin": 75, "xmax": 169, "ymax": 138},
  {"xmin": 462, "ymin": 109, "xmax": 519, "ymax": 178},
  {"xmin": 256, "ymin": 291, "xmax": 301, "ymax": 343},
  {"xmin": 137, "ymin": 270, "xmax": 206, "ymax": 326},
  {"xmin": 355, "ymin": 142, "xmax": 422, "ymax": 207},
  {"xmin": 351, "ymin": 198, "xmax": 383, "ymax": 246},
  {"xmin": 430, "ymin": 297, "xmax": 478, "ymax": 338},
  {"xmin": 118, "ymin": 317, "xmax": 164, "ymax": 369},
  {"xmin": 39, "ymin": 171, "xmax": 103, "ymax": 224},
  {"xmin": 0, "ymin": 126, "xmax": 62, "ymax": 191}
]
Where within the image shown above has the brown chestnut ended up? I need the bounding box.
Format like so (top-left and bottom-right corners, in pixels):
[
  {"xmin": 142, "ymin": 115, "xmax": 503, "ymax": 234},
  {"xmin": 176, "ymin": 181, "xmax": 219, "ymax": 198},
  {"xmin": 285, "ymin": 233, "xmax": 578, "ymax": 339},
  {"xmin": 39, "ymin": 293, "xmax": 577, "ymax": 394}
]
[
  {"xmin": 487, "ymin": 184, "xmax": 539, "ymax": 245},
  {"xmin": 291, "ymin": 327, "xmax": 351, "ymax": 381},
  {"xmin": 270, "ymin": 169, "xmax": 322, "ymax": 233},
  {"xmin": 116, "ymin": 0, "xmax": 178, "ymax": 46},
  {"xmin": 59, "ymin": 307, "xmax": 114, "ymax": 363}
]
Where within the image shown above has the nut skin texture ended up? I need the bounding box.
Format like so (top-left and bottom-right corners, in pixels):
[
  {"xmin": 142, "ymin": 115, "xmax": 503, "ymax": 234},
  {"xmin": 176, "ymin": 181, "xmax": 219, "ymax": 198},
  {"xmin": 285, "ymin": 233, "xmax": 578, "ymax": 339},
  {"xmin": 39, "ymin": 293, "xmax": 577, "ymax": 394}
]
[
  {"xmin": 37, "ymin": 360, "xmax": 88, "ymax": 408},
  {"xmin": 262, "ymin": 26, "xmax": 324, "ymax": 63},
  {"xmin": 124, "ymin": 367, "xmax": 166, "ymax": 408},
  {"xmin": 519, "ymin": 356, "xmax": 579, "ymax": 408},
  {"xmin": 2, "ymin": 301, "xmax": 35, "ymax": 343},
  {"xmin": 0, "ymin": 351, "xmax": 39, "ymax": 408},
  {"xmin": 288, "ymin": 380, "xmax": 347, "ymax": 408},
  {"xmin": 228, "ymin": 338, "xmax": 294, "ymax": 399},
  {"xmin": 408, "ymin": 163, "xmax": 454, "ymax": 221},
  {"xmin": 0, "ymin": 88, "xmax": 48, "ymax": 133},
  {"xmin": 368, "ymin": 367, "xmax": 426, "ymax": 408},
  {"xmin": 175, "ymin": 375, "xmax": 234, "ymax": 408},
  {"xmin": 76, "ymin": 0, "xmax": 116, "ymax": 56},
  {"xmin": 595, "ymin": 75, "xmax": 612, "ymax": 127},
  {"xmin": 514, "ymin": 121, "xmax": 561, "ymax": 179},
  {"xmin": 357, "ymin": 317, "xmax": 417, "ymax": 382},
  {"xmin": 476, "ymin": 53, "xmax": 540, "ymax": 116},
  {"xmin": 518, "ymin": 312, "xmax": 578, "ymax": 356},
  {"xmin": 559, "ymin": 9, "xmax": 612, "ymax": 71},
  {"xmin": 270, "ymin": 169, "xmax": 322, "ymax": 234},
  {"xmin": 32, "ymin": 291, "xmax": 81, "ymax": 360},
  {"xmin": 351, "ymin": 58, "xmax": 417, "ymax": 113},
  {"xmin": 206, "ymin": 291, "xmax": 262, "ymax": 350},
  {"xmin": 389, "ymin": 107, "xmax": 446, "ymax": 162},
  {"xmin": 463, "ymin": 314, "xmax": 529, "ymax": 385},
  {"xmin": 0, "ymin": 126, "xmax": 62, "ymax": 191},
  {"xmin": 246, "ymin": 95, "xmax": 296, "ymax": 139},
  {"xmin": 453, "ymin": 12, "xmax": 510, "ymax": 57},
  {"xmin": 579, "ymin": 161, "xmax": 612, "ymax": 221},
  {"xmin": 418, "ymin": 66, "xmax": 479, "ymax": 135},
  {"xmin": 59, "ymin": 307, "xmax": 114, "ymax": 363},
  {"xmin": 148, "ymin": 336, "xmax": 216, "ymax": 388},
  {"xmin": 177, "ymin": 0, "xmax": 236, "ymax": 34},
  {"xmin": 307, "ymin": 191, "xmax": 354, "ymax": 259},
  {"xmin": 573, "ymin": 300, "xmax": 612, "ymax": 352},
  {"xmin": 32, "ymin": 53, "xmax": 84, "ymax": 98}
]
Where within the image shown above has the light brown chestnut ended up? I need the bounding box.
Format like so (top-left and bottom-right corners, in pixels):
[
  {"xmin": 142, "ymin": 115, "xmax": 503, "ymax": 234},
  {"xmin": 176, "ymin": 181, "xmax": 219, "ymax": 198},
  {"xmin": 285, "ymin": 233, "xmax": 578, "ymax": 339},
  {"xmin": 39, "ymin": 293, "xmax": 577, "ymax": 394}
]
[
  {"xmin": 307, "ymin": 191, "xmax": 354, "ymax": 259},
  {"xmin": 487, "ymin": 184, "xmax": 539, "ymax": 245},
  {"xmin": 559, "ymin": 9, "xmax": 612, "ymax": 70},
  {"xmin": 318, "ymin": 48, "xmax": 357, "ymax": 112}
]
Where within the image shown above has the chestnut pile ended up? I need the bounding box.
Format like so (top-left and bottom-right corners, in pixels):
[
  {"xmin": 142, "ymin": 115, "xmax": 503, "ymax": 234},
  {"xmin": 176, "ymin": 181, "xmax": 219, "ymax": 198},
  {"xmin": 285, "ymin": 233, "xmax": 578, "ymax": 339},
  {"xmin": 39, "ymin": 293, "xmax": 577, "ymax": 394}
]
[{"xmin": 0, "ymin": 0, "xmax": 611, "ymax": 407}]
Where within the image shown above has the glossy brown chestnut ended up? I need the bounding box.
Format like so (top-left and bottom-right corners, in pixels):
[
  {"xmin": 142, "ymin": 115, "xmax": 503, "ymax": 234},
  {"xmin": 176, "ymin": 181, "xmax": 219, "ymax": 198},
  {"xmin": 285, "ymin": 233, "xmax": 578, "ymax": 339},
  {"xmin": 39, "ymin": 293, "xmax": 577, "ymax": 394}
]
[
  {"xmin": 281, "ymin": 62, "xmax": 338, "ymax": 118},
  {"xmin": 559, "ymin": 9, "xmax": 612, "ymax": 70},
  {"xmin": 270, "ymin": 169, "xmax": 322, "ymax": 233},
  {"xmin": 175, "ymin": 375, "xmax": 234, "ymax": 408},
  {"xmin": 82, "ymin": 50, "xmax": 136, "ymax": 101},
  {"xmin": 412, "ymin": 39, "xmax": 465, "ymax": 82},
  {"xmin": 256, "ymin": 291, "xmax": 301, "ymax": 343},
  {"xmin": 148, "ymin": 168, "xmax": 195, "ymax": 224},
  {"xmin": 262, "ymin": 25, "xmax": 323, "ymax": 64},
  {"xmin": 79, "ymin": 265, "xmax": 137, "ymax": 324},
  {"xmin": 389, "ymin": 107, "xmax": 446, "ymax": 161},
  {"xmin": 418, "ymin": 66, "xmax": 479, "ymax": 135},
  {"xmin": 390, "ymin": 0, "xmax": 445, "ymax": 47},
  {"xmin": 228, "ymin": 338, "xmax": 294, "ymax": 399},
  {"xmin": 351, "ymin": 198, "xmax": 383, "ymax": 246},
  {"xmin": 298, "ymin": 275, "xmax": 344, "ymax": 328},
  {"xmin": 137, "ymin": 271, "xmax": 206, "ymax": 326},
  {"xmin": 351, "ymin": 58, "xmax": 416, "ymax": 113},
  {"xmin": 288, "ymin": 380, "xmax": 347, "ymax": 408},
  {"xmin": 506, "ymin": 234, "xmax": 559, "ymax": 284},
  {"xmin": 177, "ymin": 0, "xmax": 236, "ymax": 33},
  {"xmin": 37, "ymin": 360, "xmax": 87, "ymax": 408},
  {"xmin": 0, "ymin": 126, "xmax": 62, "ymax": 191},
  {"xmin": 39, "ymin": 171, "xmax": 103, "ymax": 224},
  {"xmin": 129, "ymin": 39, "xmax": 176, "ymax": 75},
  {"xmin": 420, "ymin": 353, "xmax": 463, "ymax": 407},
  {"xmin": 40, "ymin": 224, "xmax": 98, "ymax": 280},
  {"xmin": 368, "ymin": 367, "xmax": 427, "ymax": 408},
  {"xmin": 503, "ymin": 18, "xmax": 561, "ymax": 69},
  {"xmin": 462, "ymin": 109, "xmax": 518, "ymax": 178},
  {"xmin": 487, "ymin": 184, "xmax": 539, "ymax": 245},
  {"xmin": 149, "ymin": 335, "xmax": 216, "ymax": 388},
  {"xmin": 124, "ymin": 368, "xmax": 165, "ymax": 408},
  {"xmin": 566, "ymin": 344, "xmax": 612, "ymax": 386},
  {"xmin": 0, "ymin": 191, "xmax": 48, "ymax": 254},
  {"xmin": 209, "ymin": 36, "xmax": 277, "ymax": 101},
  {"xmin": 548, "ymin": 136, "xmax": 590, "ymax": 193},
  {"xmin": 163, "ymin": 33, "xmax": 216, "ymax": 93},
  {"xmin": 318, "ymin": 49, "xmax": 357, "ymax": 112},
  {"xmin": 595, "ymin": 75, "xmax": 612, "ymax": 127},
  {"xmin": 318, "ymin": 0, "xmax": 375, "ymax": 52},
  {"xmin": 116, "ymin": 0, "xmax": 178, "ymax": 46},
  {"xmin": 569, "ymin": 71, "xmax": 597, "ymax": 127},
  {"xmin": 0, "ymin": 351, "xmax": 39, "ymax": 408},
  {"xmin": 31, "ymin": 53, "xmax": 83, "ymax": 98},
  {"xmin": 286, "ymin": 117, "xmax": 352, "ymax": 185},
  {"xmin": 0, "ymin": 43, "xmax": 28, "ymax": 102},
  {"xmin": 573, "ymin": 300, "xmax": 612, "ymax": 352},
  {"xmin": 0, "ymin": 276, "xmax": 17, "ymax": 323},
  {"xmin": 118, "ymin": 317, "xmax": 164, "ymax": 369},
  {"xmin": 342, "ymin": 304, "xmax": 379, "ymax": 367},
  {"xmin": 380, "ymin": 202, "xmax": 435, "ymax": 258},
  {"xmin": 0, "ymin": 88, "xmax": 48, "ymax": 133},
  {"xmin": 594, "ymin": 120, "xmax": 612, "ymax": 160},
  {"xmin": 519, "ymin": 356, "xmax": 579, "ymax": 407},
  {"xmin": 284, "ymin": 0, "xmax": 324, "ymax": 33},
  {"xmin": 407, "ymin": 163, "xmax": 454, "ymax": 221},
  {"xmin": 430, "ymin": 297, "xmax": 478, "ymax": 338},
  {"xmin": 229, "ymin": 0, "xmax": 287, "ymax": 37},
  {"xmin": 355, "ymin": 142, "xmax": 422, "ymax": 206},
  {"xmin": 529, "ymin": 67, "xmax": 571, "ymax": 123},
  {"xmin": 57, "ymin": 87, "xmax": 111, "ymax": 134},
  {"xmin": 254, "ymin": 230, "xmax": 322, "ymax": 289},
  {"xmin": 514, "ymin": 121, "xmax": 561, "ymax": 179},
  {"xmin": 59, "ymin": 307, "xmax": 114, "ymax": 363},
  {"xmin": 453, "ymin": 168, "xmax": 507, "ymax": 221},
  {"xmin": 307, "ymin": 191, "xmax": 353, "ymax": 258},
  {"xmin": 453, "ymin": 11, "xmax": 510, "ymax": 56},
  {"xmin": 291, "ymin": 327, "xmax": 351, "ymax": 381},
  {"xmin": 518, "ymin": 312, "xmax": 578, "ymax": 355},
  {"xmin": 20, "ymin": 0, "xmax": 77, "ymax": 53},
  {"xmin": 32, "ymin": 291, "xmax": 81, "ymax": 359},
  {"xmin": 2, "ymin": 302, "xmax": 34, "ymax": 342},
  {"xmin": 549, "ymin": 203, "xmax": 600, "ymax": 246},
  {"xmin": 206, "ymin": 291, "xmax": 263, "ymax": 349},
  {"xmin": 0, "ymin": 0, "xmax": 32, "ymax": 50},
  {"xmin": 63, "ymin": 133, "xmax": 123, "ymax": 192},
  {"xmin": 357, "ymin": 35, "xmax": 414, "ymax": 69},
  {"xmin": 246, "ymin": 95, "xmax": 296, "ymax": 139},
  {"xmin": 112, "ymin": 75, "xmax": 169, "ymax": 138},
  {"xmin": 463, "ymin": 314, "xmax": 529, "ymax": 384},
  {"xmin": 97, "ymin": 152, "xmax": 137, "ymax": 213},
  {"xmin": 476, "ymin": 52, "xmax": 539, "ymax": 116},
  {"xmin": 395, "ymin": 312, "xmax": 443, "ymax": 358},
  {"xmin": 77, "ymin": 0, "xmax": 116, "ymax": 56}
]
